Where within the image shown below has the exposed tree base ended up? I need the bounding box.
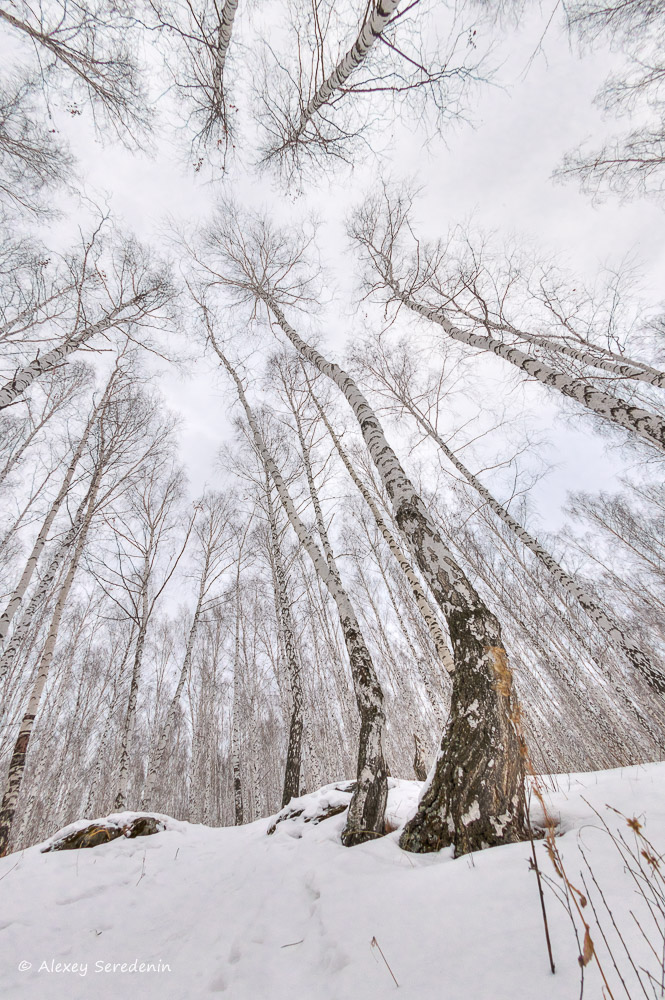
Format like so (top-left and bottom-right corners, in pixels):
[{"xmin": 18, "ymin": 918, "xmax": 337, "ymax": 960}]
[{"xmin": 400, "ymin": 628, "xmax": 528, "ymax": 856}]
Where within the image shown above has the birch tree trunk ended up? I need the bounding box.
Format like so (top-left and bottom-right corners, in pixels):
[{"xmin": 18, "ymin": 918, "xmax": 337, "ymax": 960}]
[
  {"xmin": 394, "ymin": 289, "xmax": 665, "ymax": 454},
  {"xmin": 231, "ymin": 582, "xmax": 244, "ymax": 825},
  {"xmin": 397, "ymin": 394, "xmax": 665, "ymax": 694},
  {"xmin": 114, "ymin": 565, "xmax": 150, "ymax": 812},
  {"xmin": 264, "ymin": 473, "xmax": 304, "ymax": 807},
  {"xmin": 0, "ymin": 294, "xmax": 146, "ymax": 410},
  {"xmin": 215, "ymin": 346, "xmax": 388, "ymax": 846},
  {"xmin": 0, "ymin": 367, "xmax": 119, "ymax": 642},
  {"xmin": 288, "ymin": 0, "xmax": 400, "ymax": 146},
  {"xmin": 307, "ymin": 381, "xmax": 454, "ymax": 672},
  {"xmin": 210, "ymin": 0, "xmax": 239, "ymax": 117},
  {"xmin": 458, "ymin": 307, "xmax": 665, "ymax": 388},
  {"xmin": 84, "ymin": 625, "xmax": 136, "ymax": 816},
  {"xmin": 256, "ymin": 297, "xmax": 527, "ymax": 855},
  {"xmin": 0, "ymin": 470, "xmax": 100, "ymax": 855}
]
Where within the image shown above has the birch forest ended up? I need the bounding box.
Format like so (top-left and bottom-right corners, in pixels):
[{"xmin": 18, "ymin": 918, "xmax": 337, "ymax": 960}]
[{"xmin": 1, "ymin": 0, "xmax": 664, "ymax": 866}]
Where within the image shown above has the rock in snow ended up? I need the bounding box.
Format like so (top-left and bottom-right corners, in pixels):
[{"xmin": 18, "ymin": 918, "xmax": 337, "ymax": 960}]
[{"xmin": 1, "ymin": 763, "xmax": 665, "ymax": 999}]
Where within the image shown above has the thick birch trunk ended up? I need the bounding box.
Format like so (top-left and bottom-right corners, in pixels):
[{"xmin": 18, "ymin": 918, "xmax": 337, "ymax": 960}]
[
  {"xmin": 0, "ymin": 295, "xmax": 146, "ymax": 410},
  {"xmin": 0, "ymin": 474, "xmax": 99, "ymax": 856},
  {"xmin": 259, "ymin": 297, "xmax": 527, "ymax": 854},
  {"xmin": 264, "ymin": 476, "xmax": 304, "ymax": 807},
  {"xmin": 404, "ymin": 399, "xmax": 665, "ymax": 695},
  {"xmin": 395, "ymin": 289, "xmax": 665, "ymax": 454},
  {"xmin": 216, "ymin": 346, "xmax": 388, "ymax": 845},
  {"xmin": 0, "ymin": 369, "xmax": 118, "ymax": 643}
]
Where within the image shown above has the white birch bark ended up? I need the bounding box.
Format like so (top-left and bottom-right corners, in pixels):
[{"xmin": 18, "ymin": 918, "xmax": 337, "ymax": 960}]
[
  {"xmin": 84, "ymin": 625, "xmax": 136, "ymax": 816},
  {"xmin": 255, "ymin": 296, "xmax": 528, "ymax": 854},
  {"xmin": 215, "ymin": 345, "xmax": 388, "ymax": 845},
  {"xmin": 210, "ymin": 0, "xmax": 239, "ymax": 117},
  {"xmin": 307, "ymin": 383, "xmax": 454, "ymax": 672},
  {"xmin": 0, "ymin": 469, "xmax": 100, "ymax": 855},
  {"xmin": 290, "ymin": 0, "xmax": 400, "ymax": 144},
  {"xmin": 460, "ymin": 308, "xmax": 665, "ymax": 387},
  {"xmin": 264, "ymin": 473, "xmax": 304, "ymax": 807},
  {"xmin": 394, "ymin": 289, "xmax": 665, "ymax": 454},
  {"xmin": 231, "ymin": 582, "xmax": 244, "ymax": 825},
  {"xmin": 0, "ymin": 369, "xmax": 119, "ymax": 643},
  {"xmin": 0, "ymin": 293, "xmax": 147, "ymax": 410},
  {"xmin": 114, "ymin": 562, "xmax": 150, "ymax": 812},
  {"xmin": 401, "ymin": 396, "xmax": 665, "ymax": 695}
]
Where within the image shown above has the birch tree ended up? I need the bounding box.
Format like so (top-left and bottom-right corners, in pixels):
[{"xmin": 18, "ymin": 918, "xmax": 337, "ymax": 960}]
[
  {"xmin": 145, "ymin": 0, "xmax": 240, "ymax": 159},
  {"xmin": 0, "ymin": 237, "xmax": 172, "ymax": 410},
  {"xmin": 257, "ymin": 0, "xmax": 487, "ymax": 181},
  {"xmin": 212, "ymin": 340, "xmax": 389, "ymax": 846},
  {"xmin": 142, "ymin": 491, "xmax": 234, "ymax": 810},
  {"xmin": 0, "ymin": 361, "xmax": 123, "ymax": 643},
  {"xmin": 193, "ymin": 215, "xmax": 528, "ymax": 854},
  {"xmin": 0, "ymin": 427, "xmax": 106, "ymax": 855},
  {"xmin": 357, "ymin": 335, "xmax": 665, "ymax": 695},
  {"xmin": 350, "ymin": 191, "xmax": 665, "ymax": 455}
]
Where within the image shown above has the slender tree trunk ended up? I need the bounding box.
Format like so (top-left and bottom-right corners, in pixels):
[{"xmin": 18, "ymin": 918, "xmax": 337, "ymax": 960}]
[
  {"xmin": 84, "ymin": 626, "xmax": 137, "ymax": 816},
  {"xmin": 459, "ymin": 307, "xmax": 665, "ymax": 387},
  {"xmin": 211, "ymin": 0, "xmax": 238, "ymax": 116},
  {"xmin": 114, "ymin": 567, "xmax": 150, "ymax": 812},
  {"xmin": 142, "ymin": 571, "xmax": 207, "ymax": 811},
  {"xmin": 264, "ymin": 473, "xmax": 304, "ymax": 807},
  {"xmin": 0, "ymin": 472, "xmax": 100, "ymax": 855},
  {"xmin": 289, "ymin": 0, "xmax": 400, "ymax": 143},
  {"xmin": 0, "ymin": 295, "xmax": 145, "ymax": 409},
  {"xmin": 215, "ymin": 346, "xmax": 388, "ymax": 846},
  {"xmin": 307, "ymin": 381, "xmax": 454, "ymax": 672},
  {"xmin": 231, "ymin": 585, "xmax": 244, "ymax": 825},
  {"xmin": 394, "ymin": 288, "xmax": 665, "ymax": 454},
  {"xmin": 257, "ymin": 297, "xmax": 527, "ymax": 855}
]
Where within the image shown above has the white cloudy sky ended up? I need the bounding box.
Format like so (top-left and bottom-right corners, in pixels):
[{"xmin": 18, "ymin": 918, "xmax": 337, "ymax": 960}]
[{"xmin": 26, "ymin": 1, "xmax": 663, "ymax": 531}]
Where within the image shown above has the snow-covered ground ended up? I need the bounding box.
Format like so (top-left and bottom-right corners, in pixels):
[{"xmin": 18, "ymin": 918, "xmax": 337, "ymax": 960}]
[{"xmin": 2, "ymin": 764, "xmax": 664, "ymax": 999}]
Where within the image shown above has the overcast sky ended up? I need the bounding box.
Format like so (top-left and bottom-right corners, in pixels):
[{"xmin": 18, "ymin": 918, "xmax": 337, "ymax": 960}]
[{"xmin": 37, "ymin": 2, "xmax": 664, "ymax": 533}]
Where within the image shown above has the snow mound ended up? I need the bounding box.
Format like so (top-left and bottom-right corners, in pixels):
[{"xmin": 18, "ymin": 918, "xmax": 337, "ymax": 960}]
[{"xmin": 1, "ymin": 762, "xmax": 664, "ymax": 999}]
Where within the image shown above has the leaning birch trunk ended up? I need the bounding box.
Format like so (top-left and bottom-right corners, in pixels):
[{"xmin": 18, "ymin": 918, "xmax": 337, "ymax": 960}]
[
  {"xmin": 141, "ymin": 571, "xmax": 208, "ymax": 811},
  {"xmin": 0, "ymin": 473, "xmax": 100, "ymax": 856},
  {"xmin": 458, "ymin": 308, "xmax": 665, "ymax": 388},
  {"xmin": 394, "ymin": 288, "xmax": 665, "ymax": 454},
  {"xmin": 287, "ymin": 0, "xmax": 400, "ymax": 147},
  {"xmin": 258, "ymin": 297, "xmax": 527, "ymax": 855},
  {"xmin": 114, "ymin": 568, "xmax": 150, "ymax": 812},
  {"xmin": 0, "ymin": 368, "xmax": 119, "ymax": 643},
  {"xmin": 264, "ymin": 474, "xmax": 304, "ymax": 807},
  {"xmin": 216, "ymin": 347, "xmax": 388, "ymax": 846},
  {"xmin": 402, "ymin": 397, "xmax": 665, "ymax": 695},
  {"xmin": 307, "ymin": 382, "xmax": 454, "ymax": 673},
  {"xmin": 0, "ymin": 294, "xmax": 146, "ymax": 410}
]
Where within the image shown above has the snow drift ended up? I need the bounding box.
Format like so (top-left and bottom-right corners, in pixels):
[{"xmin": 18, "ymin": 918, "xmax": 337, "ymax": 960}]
[{"xmin": 1, "ymin": 763, "xmax": 665, "ymax": 999}]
